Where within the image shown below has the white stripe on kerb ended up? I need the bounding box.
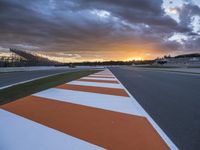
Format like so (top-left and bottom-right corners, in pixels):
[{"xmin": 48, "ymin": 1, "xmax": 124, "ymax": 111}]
[
  {"xmin": 67, "ymin": 81, "xmax": 123, "ymax": 89},
  {"xmin": 96, "ymin": 71, "xmax": 111, "ymax": 74},
  {"xmin": 93, "ymin": 71, "xmax": 113, "ymax": 74},
  {"xmin": 33, "ymin": 88, "xmax": 144, "ymax": 117},
  {"xmin": 88, "ymin": 75, "xmax": 115, "ymax": 78},
  {"xmin": 94, "ymin": 72, "xmax": 112, "ymax": 75},
  {"xmin": 0, "ymin": 109, "xmax": 105, "ymax": 150},
  {"xmin": 81, "ymin": 77, "xmax": 117, "ymax": 81},
  {"xmin": 89, "ymin": 74, "xmax": 114, "ymax": 78}
]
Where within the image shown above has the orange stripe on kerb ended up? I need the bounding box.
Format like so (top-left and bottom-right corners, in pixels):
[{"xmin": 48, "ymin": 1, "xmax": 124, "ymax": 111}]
[
  {"xmin": 1, "ymin": 96, "xmax": 169, "ymax": 150},
  {"xmin": 56, "ymin": 84, "xmax": 129, "ymax": 97},
  {"xmin": 78, "ymin": 79, "xmax": 119, "ymax": 84}
]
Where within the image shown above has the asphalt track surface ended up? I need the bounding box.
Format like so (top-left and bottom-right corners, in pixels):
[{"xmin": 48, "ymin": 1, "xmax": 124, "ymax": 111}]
[
  {"xmin": 109, "ymin": 67, "xmax": 200, "ymax": 150},
  {"xmin": 0, "ymin": 68, "xmax": 89, "ymax": 89}
]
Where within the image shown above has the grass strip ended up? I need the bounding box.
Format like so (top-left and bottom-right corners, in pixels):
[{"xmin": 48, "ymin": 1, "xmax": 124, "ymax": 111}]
[{"xmin": 0, "ymin": 70, "xmax": 99, "ymax": 105}]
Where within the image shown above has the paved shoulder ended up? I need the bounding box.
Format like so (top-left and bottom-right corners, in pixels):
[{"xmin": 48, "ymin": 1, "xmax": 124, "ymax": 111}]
[{"xmin": 0, "ymin": 69, "xmax": 75, "ymax": 89}]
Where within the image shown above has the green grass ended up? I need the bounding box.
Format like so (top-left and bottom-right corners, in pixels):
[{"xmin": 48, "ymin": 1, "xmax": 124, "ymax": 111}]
[{"xmin": 0, "ymin": 70, "xmax": 100, "ymax": 105}]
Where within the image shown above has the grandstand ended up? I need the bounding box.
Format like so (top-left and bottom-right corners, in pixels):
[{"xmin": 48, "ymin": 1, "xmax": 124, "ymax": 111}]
[
  {"xmin": 9, "ymin": 48, "xmax": 60, "ymax": 66},
  {"xmin": 0, "ymin": 49, "xmax": 61, "ymax": 67}
]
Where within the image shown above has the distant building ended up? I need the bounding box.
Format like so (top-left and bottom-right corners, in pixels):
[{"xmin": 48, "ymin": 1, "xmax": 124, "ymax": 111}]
[{"xmin": 154, "ymin": 53, "xmax": 200, "ymax": 66}]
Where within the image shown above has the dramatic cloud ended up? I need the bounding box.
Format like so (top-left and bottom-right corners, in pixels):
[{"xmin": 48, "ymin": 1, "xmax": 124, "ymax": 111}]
[{"xmin": 0, "ymin": 0, "xmax": 200, "ymax": 61}]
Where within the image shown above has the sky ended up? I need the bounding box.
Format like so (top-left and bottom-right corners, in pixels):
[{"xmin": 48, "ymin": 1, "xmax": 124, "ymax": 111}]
[{"xmin": 0, "ymin": 0, "xmax": 200, "ymax": 62}]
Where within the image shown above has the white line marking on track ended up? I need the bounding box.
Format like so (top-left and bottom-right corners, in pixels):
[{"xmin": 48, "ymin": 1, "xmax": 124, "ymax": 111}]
[{"xmin": 0, "ymin": 109, "xmax": 105, "ymax": 150}]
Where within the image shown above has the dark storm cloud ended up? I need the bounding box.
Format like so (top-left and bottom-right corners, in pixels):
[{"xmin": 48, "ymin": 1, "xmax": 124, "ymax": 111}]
[
  {"xmin": 174, "ymin": 3, "xmax": 200, "ymax": 52},
  {"xmin": 177, "ymin": 3, "xmax": 200, "ymax": 27},
  {"xmin": 0, "ymin": 0, "xmax": 119, "ymax": 51},
  {"xmin": 0, "ymin": 0, "xmax": 199, "ymax": 56},
  {"xmin": 75, "ymin": 0, "xmax": 190, "ymax": 33}
]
